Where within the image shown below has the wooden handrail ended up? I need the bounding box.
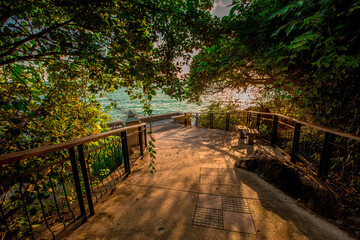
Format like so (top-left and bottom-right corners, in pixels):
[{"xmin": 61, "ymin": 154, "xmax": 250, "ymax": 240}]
[
  {"xmin": 192, "ymin": 111, "xmax": 360, "ymax": 141},
  {"xmin": 246, "ymin": 111, "xmax": 360, "ymax": 141},
  {"xmin": 0, "ymin": 123, "xmax": 147, "ymax": 166}
]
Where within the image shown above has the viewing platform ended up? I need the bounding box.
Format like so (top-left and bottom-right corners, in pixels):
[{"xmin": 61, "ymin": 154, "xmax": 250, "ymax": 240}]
[
  {"xmin": 65, "ymin": 119, "xmax": 353, "ymax": 240},
  {"xmin": 1, "ymin": 112, "xmax": 358, "ymax": 240}
]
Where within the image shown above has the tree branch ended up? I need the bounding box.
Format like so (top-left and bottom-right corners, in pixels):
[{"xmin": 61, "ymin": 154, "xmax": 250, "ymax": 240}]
[
  {"xmin": 0, "ymin": 52, "xmax": 67, "ymax": 66},
  {"xmin": 0, "ymin": 19, "xmax": 73, "ymax": 60}
]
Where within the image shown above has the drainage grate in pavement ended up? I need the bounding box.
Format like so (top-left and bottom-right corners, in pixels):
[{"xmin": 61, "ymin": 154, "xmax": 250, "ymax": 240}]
[
  {"xmin": 193, "ymin": 207, "xmax": 223, "ymax": 229},
  {"xmin": 222, "ymin": 196, "xmax": 250, "ymax": 213},
  {"xmin": 193, "ymin": 194, "xmax": 256, "ymax": 234}
]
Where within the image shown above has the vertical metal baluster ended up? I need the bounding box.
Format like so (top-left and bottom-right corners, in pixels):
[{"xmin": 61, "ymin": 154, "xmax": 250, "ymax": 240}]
[
  {"xmin": 288, "ymin": 128, "xmax": 292, "ymax": 151},
  {"xmin": 144, "ymin": 127, "xmax": 148, "ymax": 148},
  {"xmin": 138, "ymin": 127, "xmax": 144, "ymax": 156},
  {"xmin": 94, "ymin": 150, "xmax": 103, "ymax": 196},
  {"xmin": 49, "ymin": 166, "xmax": 66, "ymax": 228},
  {"xmin": 110, "ymin": 142, "xmax": 116, "ymax": 172},
  {"xmin": 18, "ymin": 180, "xmax": 35, "ymax": 239},
  {"xmin": 106, "ymin": 140, "xmax": 113, "ymax": 187},
  {"xmin": 34, "ymin": 173, "xmax": 55, "ymax": 239},
  {"xmin": 271, "ymin": 116, "xmax": 279, "ymax": 146},
  {"xmin": 108, "ymin": 141, "xmax": 116, "ymax": 185},
  {"xmin": 103, "ymin": 140, "xmax": 113, "ymax": 189},
  {"xmin": 316, "ymin": 146, "xmax": 322, "ymax": 165},
  {"xmin": 318, "ymin": 132, "xmax": 335, "ymax": 179},
  {"xmin": 59, "ymin": 163, "xmax": 76, "ymax": 220},
  {"xmin": 226, "ymin": 113, "xmax": 230, "ymax": 131},
  {"xmin": 87, "ymin": 152, "xmax": 98, "ymax": 202},
  {"xmin": 115, "ymin": 141, "xmax": 122, "ymax": 180},
  {"xmin": 111, "ymin": 141, "xmax": 119, "ymax": 180},
  {"xmin": 291, "ymin": 123, "xmax": 301, "ymax": 163},
  {"xmin": 118, "ymin": 139, "xmax": 123, "ymax": 174},
  {"xmin": 101, "ymin": 144, "xmax": 108, "ymax": 192},
  {"xmin": 256, "ymin": 114, "xmax": 260, "ymax": 130},
  {"xmin": 68, "ymin": 147, "xmax": 86, "ymax": 218},
  {"xmin": 299, "ymin": 133, "xmax": 305, "ymax": 156},
  {"xmin": 121, "ymin": 131, "xmax": 131, "ymax": 176},
  {"xmin": 77, "ymin": 145, "xmax": 95, "ymax": 216},
  {"xmin": 97, "ymin": 146, "xmax": 107, "ymax": 194}
]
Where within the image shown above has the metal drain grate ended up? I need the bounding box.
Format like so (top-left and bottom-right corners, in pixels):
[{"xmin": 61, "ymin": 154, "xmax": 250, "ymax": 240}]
[
  {"xmin": 193, "ymin": 207, "xmax": 223, "ymax": 229},
  {"xmin": 222, "ymin": 196, "xmax": 250, "ymax": 213}
]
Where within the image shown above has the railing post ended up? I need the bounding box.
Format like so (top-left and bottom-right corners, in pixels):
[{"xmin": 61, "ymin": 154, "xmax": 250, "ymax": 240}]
[
  {"xmin": 271, "ymin": 116, "xmax": 279, "ymax": 146},
  {"xmin": 185, "ymin": 113, "xmax": 190, "ymax": 126},
  {"xmin": 77, "ymin": 145, "xmax": 94, "ymax": 216},
  {"xmin": 69, "ymin": 147, "xmax": 86, "ymax": 218},
  {"xmin": 210, "ymin": 113, "xmax": 214, "ymax": 129},
  {"xmin": 291, "ymin": 123, "xmax": 301, "ymax": 163},
  {"xmin": 226, "ymin": 113, "xmax": 230, "ymax": 131},
  {"xmin": 121, "ymin": 131, "xmax": 131, "ymax": 175},
  {"xmin": 144, "ymin": 127, "xmax": 148, "ymax": 148},
  {"xmin": 256, "ymin": 114, "xmax": 260, "ymax": 130},
  {"xmin": 246, "ymin": 112, "xmax": 251, "ymax": 126},
  {"xmin": 138, "ymin": 126, "xmax": 144, "ymax": 156},
  {"xmin": 318, "ymin": 132, "xmax": 335, "ymax": 179}
]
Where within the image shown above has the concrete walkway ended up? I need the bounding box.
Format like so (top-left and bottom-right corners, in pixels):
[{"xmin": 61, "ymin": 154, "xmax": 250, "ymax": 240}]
[{"xmin": 66, "ymin": 120, "xmax": 353, "ymax": 240}]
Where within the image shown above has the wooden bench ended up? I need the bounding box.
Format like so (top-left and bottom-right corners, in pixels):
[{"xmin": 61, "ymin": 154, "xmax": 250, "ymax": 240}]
[{"xmin": 235, "ymin": 125, "xmax": 260, "ymax": 145}]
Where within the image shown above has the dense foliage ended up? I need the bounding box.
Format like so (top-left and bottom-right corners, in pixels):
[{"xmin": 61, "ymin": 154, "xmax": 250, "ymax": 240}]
[
  {"xmin": 187, "ymin": 0, "xmax": 360, "ymax": 132},
  {"xmin": 1, "ymin": 2, "xmax": 216, "ymax": 237},
  {"xmin": 0, "ymin": 0, "xmax": 215, "ymax": 153}
]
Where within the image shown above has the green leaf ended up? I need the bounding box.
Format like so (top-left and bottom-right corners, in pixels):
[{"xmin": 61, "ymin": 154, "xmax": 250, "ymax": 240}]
[
  {"xmin": 271, "ymin": 28, "xmax": 282, "ymax": 37},
  {"xmin": 286, "ymin": 24, "xmax": 295, "ymax": 36},
  {"xmin": 3, "ymin": 105, "xmax": 12, "ymax": 110},
  {"xmin": 11, "ymin": 101, "xmax": 24, "ymax": 111},
  {"xmin": 230, "ymin": 5, "xmax": 238, "ymax": 16}
]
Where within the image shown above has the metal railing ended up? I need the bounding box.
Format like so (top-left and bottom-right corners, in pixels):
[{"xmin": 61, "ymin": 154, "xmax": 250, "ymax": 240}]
[
  {"xmin": 0, "ymin": 123, "xmax": 147, "ymax": 239},
  {"xmin": 192, "ymin": 111, "xmax": 360, "ymax": 206}
]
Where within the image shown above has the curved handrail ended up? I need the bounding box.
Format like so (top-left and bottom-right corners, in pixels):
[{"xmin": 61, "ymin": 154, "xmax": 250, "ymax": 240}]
[{"xmin": 0, "ymin": 123, "xmax": 147, "ymax": 166}]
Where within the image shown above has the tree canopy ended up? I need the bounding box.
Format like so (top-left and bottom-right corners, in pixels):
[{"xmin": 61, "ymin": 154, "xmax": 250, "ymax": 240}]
[
  {"xmin": 0, "ymin": 0, "xmax": 215, "ymax": 153},
  {"xmin": 2, "ymin": 0, "xmax": 360, "ymax": 154},
  {"xmin": 186, "ymin": 0, "xmax": 360, "ymax": 132}
]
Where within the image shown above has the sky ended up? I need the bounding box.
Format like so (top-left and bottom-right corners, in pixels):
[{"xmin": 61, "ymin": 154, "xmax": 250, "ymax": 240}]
[
  {"xmin": 211, "ymin": 0, "xmax": 233, "ymax": 17},
  {"xmin": 181, "ymin": 0, "xmax": 233, "ymax": 74}
]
